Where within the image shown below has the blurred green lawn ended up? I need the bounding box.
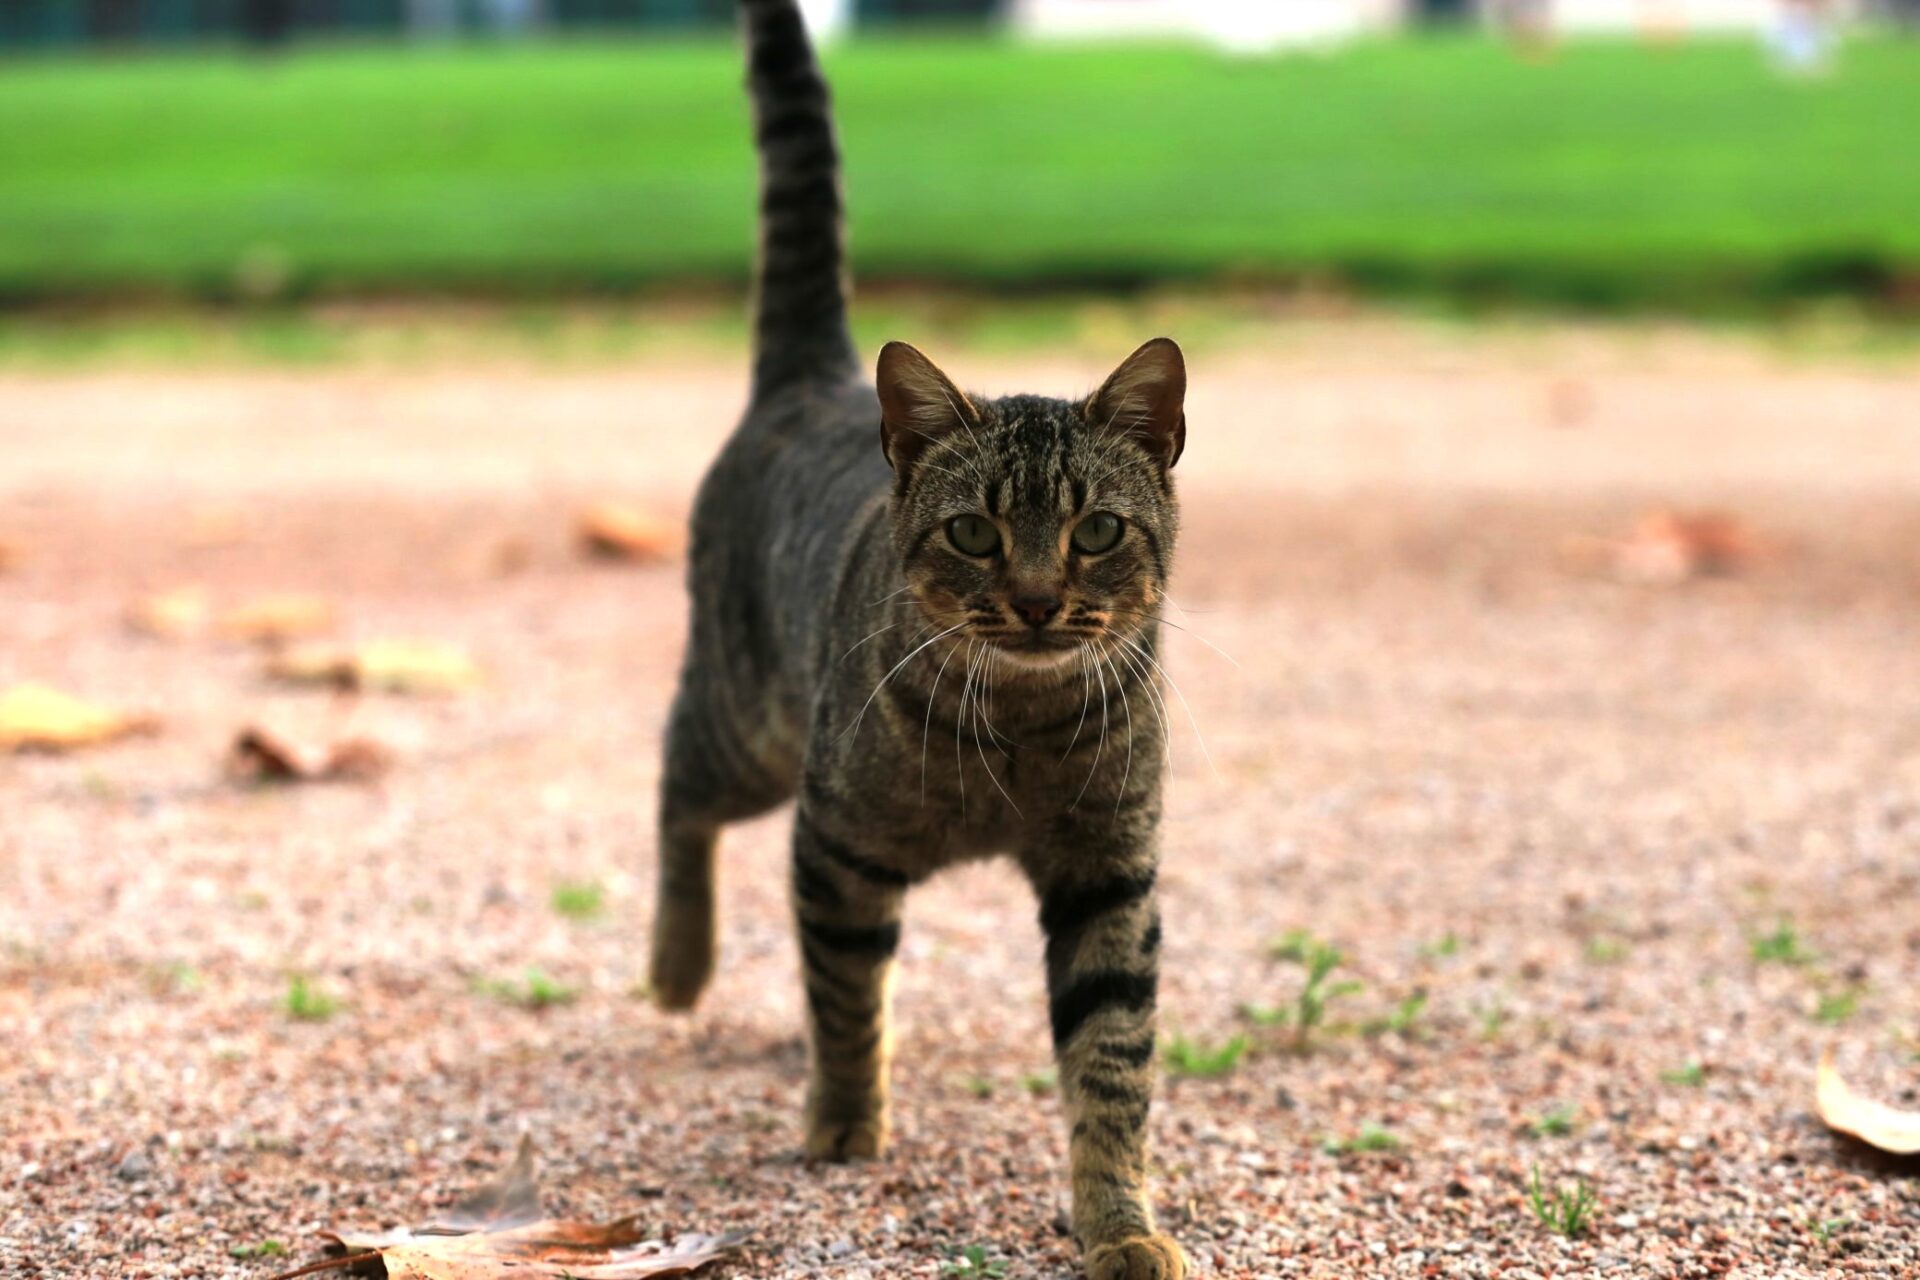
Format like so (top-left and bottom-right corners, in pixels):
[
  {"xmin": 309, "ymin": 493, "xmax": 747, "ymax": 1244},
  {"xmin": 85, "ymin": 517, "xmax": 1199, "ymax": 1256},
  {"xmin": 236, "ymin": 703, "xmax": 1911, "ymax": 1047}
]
[{"xmin": 2, "ymin": 34, "xmax": 1917, "ymax": 309}]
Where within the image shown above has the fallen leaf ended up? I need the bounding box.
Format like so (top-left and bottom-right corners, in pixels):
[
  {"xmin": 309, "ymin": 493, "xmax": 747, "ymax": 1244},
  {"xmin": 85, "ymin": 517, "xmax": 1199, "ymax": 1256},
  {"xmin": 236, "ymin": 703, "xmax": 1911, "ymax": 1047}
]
[
  {"xmin": 127, "ymin": 586, "xmax": 211, "ymax": 639},
  {"xmin": 218, "ymin": 594, "xmax": 336, "ymax": 642},
  {"xmin": 0, "ymin": 684, "xmax": 159, "ymax": 752},
  {"xmin": 228, "ymin": 726, "xmax": 392, "ymax": 784},
  {"xmin": 578, "ymin": 501, "xmax": 679, "ymax": 563},
  {"xmin": 1563, "ymin": 509, "xmax": 1763, "ymax": 585},
  {"xmin": 267, "ymin": 642, "xmax": 482, "ymax": 694},
  {"xmin": 273, "ymin": 1138, "xmax": 748, "ymax": 1280},
  {"xmin": 1816, "ymin": 1051, "xmax": 1920, "ymax": 1155}
]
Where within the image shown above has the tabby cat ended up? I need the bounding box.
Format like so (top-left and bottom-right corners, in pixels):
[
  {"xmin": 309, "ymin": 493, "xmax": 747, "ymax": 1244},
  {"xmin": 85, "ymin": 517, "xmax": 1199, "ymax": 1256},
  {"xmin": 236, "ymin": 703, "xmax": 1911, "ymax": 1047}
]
[{"xmin": 649, "ymin": 4, "xmax": 1189, "ymax": 1276}]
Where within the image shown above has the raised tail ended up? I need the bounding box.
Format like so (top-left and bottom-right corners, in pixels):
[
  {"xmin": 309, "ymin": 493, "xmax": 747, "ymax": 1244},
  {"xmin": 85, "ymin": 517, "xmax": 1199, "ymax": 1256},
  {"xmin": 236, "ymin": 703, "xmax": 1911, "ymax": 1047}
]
[{"xmin": 740, "ymin": 0, "xmax": 858, "ymax": 399}]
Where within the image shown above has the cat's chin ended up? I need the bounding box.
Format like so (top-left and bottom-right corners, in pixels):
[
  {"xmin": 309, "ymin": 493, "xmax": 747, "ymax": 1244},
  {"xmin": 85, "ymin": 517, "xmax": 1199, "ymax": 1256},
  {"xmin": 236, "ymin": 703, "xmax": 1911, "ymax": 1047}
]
[{"xmin": 990, "ymin": 641, "xmax": 1080, "ymax": 673}]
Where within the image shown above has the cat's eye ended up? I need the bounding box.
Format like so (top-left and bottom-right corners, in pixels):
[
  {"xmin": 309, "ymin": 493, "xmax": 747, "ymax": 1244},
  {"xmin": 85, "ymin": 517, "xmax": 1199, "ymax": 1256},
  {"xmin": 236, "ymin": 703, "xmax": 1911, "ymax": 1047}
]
[
  {"xmin": 1071, "ymin": 512, "xmax": 1124, "ymax": 555},
  {"xmin": 946, "ymin": 514, "xmax": 1001, "ymax": 557}
]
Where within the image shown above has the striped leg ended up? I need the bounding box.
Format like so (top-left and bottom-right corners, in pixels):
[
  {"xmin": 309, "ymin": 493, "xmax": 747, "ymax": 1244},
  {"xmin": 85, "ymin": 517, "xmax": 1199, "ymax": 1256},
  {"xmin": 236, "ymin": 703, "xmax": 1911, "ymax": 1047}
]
[
  {"xmin": 1035, "ymin": 845, "xmax": 1187, "ymax": 1280},
  {"xmin": 792, "ymin": 808, "xmax": 907, "ymax": 1161}
]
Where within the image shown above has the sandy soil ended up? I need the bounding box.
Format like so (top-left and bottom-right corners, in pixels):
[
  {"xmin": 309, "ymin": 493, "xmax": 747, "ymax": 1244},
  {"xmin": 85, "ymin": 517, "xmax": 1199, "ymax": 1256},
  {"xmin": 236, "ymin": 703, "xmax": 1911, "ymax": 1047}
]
[{"xmin": 3, "ymin": 323, "xmax": 1919, "ymax": 1278}]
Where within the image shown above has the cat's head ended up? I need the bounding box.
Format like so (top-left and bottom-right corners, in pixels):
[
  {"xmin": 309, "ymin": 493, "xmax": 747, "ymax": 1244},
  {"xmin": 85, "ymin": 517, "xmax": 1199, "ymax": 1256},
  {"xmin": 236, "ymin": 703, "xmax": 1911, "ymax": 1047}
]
[{"xmin": 877, "ymin": 338, "xmax": 1185, "ymax": 671}]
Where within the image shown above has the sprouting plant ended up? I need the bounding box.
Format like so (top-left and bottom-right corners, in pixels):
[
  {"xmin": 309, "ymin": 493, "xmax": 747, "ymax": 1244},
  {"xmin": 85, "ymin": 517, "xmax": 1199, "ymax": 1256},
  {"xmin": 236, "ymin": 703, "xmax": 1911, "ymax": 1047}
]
[
  {"xmin": 1252, "ymin": 937, "xmax": 1364, "ymax": 1049},
  {"xmin": 229, "ymin": 1240, "xmax": 288, "ymax": 1259},
  {"xmin": 1530, "ymin": 1104, "xmax": 1577, "ymax": 1138},
  {"xmin": 1267, "ymin": 928, "xmax": 1314, "ymax": 963},
  {"xmin": 1163, "ymin": 1033, "xmax": 1250, "ymax": 1079},
  {"xmin": 1418, "ymin": 932, "xmax": 1461, "ymax": 959},
  {"xmin": 1660, "ymin": 1061, "xmax": 1707, "ymax": 1087},
  {"xmin": 1807, "ymin": 1218, "xmax": 1850, "ymax": 1246},
  {"xmin": 1525, "ymin": 1167, "xmax": 1598, "ymax": 1237},
  {"xmin": 1021, "ymin": 1069, "xmax": 1057, "ymax": 1096},
  {"xmin": 549, "ymin": 881, "xmax": 606, "ymax": 920},
  {"xmin": 283, "ymin": 976, "xmax": 340, "ymax": 1022},
  {"xmin": 963, "ymin": 1075, "xmax": 995, "ymax": 1099},
  {"xmin": 1814, "ymin": 987, "xmax": 1862, "ymax": 1025},
  {"xmin": 1365, "ymin": 991, "xmax": 1428, "ymax": 1038},
  {"xmin": 1584, "ymin": 936, "xmax": 1629, "ymax": 964},
  {"xmin": 942, "ymin": 1245, "xmax": 1008, "ymax": 1278},
  {"xmin": 1751, "ymin": 919, "xmax": 1814, "ymax": 966},
  {"xmin": 478, "ymin": 968, "xmax": 578, "ymax": 1009},
  {"xmin": 1322, "ymin": 1123, "xmax": 1401, "ymax": 1156}
]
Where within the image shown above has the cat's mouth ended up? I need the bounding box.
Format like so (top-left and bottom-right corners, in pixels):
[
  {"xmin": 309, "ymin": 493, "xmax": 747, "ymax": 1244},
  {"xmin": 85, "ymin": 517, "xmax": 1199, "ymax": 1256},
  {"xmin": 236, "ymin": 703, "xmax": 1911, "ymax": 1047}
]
[{"xmin": 979, "ymin": 628, "xmax": 1082, "ymax": 669}]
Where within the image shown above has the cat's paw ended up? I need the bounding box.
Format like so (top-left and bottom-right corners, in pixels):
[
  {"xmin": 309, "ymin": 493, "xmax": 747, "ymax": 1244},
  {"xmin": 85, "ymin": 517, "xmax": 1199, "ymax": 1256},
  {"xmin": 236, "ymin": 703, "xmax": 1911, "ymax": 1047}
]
[
  {"xmin": 804, "ymin": 1115, "xmax": 889, "ymax": 1162},
  {"xmin": 1085, "ymin": 1234, "xmax": 1188, "ymax": 1280},
  {"xmin": 647, "ymin": 932, "xmax": 712, "ymax": 1012}
]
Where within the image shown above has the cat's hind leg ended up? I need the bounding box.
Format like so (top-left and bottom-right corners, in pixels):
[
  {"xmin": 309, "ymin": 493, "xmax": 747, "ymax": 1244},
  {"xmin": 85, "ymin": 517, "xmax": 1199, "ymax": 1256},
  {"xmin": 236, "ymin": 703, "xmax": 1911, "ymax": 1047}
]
[{"xmin": 649, "ymin": 684, "xmax": 791, "ymax": 1012}]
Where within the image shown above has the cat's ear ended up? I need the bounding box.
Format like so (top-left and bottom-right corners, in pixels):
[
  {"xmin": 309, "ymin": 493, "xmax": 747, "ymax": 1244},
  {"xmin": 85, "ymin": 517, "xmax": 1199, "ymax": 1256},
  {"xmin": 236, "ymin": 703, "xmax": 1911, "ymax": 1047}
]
[
  {"xmin": 876, "ymin": 341, "xmax": 980, "ymax": 478},
  {"xmin": 1088, "ymin": 337, "xmax": 1186, "ymax": 470}
]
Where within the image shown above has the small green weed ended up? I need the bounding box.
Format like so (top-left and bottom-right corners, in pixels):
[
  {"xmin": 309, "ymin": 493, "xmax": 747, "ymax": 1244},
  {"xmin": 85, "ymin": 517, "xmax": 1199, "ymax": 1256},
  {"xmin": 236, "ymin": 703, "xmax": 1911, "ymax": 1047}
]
[
  {"xmin": 1474, "ymin": 996, "xmax": 1510, "ymax": 1041},
  {"xmin": 549, "ymin": 881, "xmax": 606, "ymax": 920},
  {"xmin": 478, "ymin": 968, "xmax": 579, "ymax": 1009},
  {"xmin": 963, "ymin": 1075, "xmax": 995, "ymax": 1099},
  {"xmin": 1322, "ymin": 1123, "xmax": 1401, "ymax": 1156},
  {"xmin": 1751, "ymin": 920, "xmax": 1815, "ymax": 966},
  {"xmin": 283, "ymin": 976, "xmax": 340, "ymax": 1022},
  {"xmin": 1584, "ymin": 936, "xmax": 1629, "ymax": 964},
  {"xmin": 1021, "ymin": 1069, "xmax": 1057, "ymax": 1096},
  {"xmin": 942, "ymin": 1245, "xmax": 1008, "ymax": 1278},
  {"xmin": 229, "ymin": 1240, "xmax": 288, "ymax": 1259},
  {"xmin": 1525, "ymin": 1167, "xmax": 1598, "ymax": 1237},
  {"xmin": 1661, "ymin": 1061, "xmax": 1707, "ymax": 1087},
  {"xmin": 1254, "ymin": 935, "xmax": 1364, "ymax": 1050},
  {"xmin": 1418, "ymin": 933, "xmax": 1462, "ymax": 959},
  {"xmin": 1808, "ymin": 1218, "xmax": 1850, "ymax": 1246},
  {"xmin": 1365, "ymin": 991, "xmax": 1428, "ymax": 1038},
  {"xmin": 1814, "ymin": 987, "xmax": 1862, "ymax": 1025},
  {"xmin": 1530, "ymin": 1104, "xmax": 1578, "ymax": 1138},
  {"xmin": 1164, "ymin": 1033, "xmax": 1250, "ymax": 1079}
]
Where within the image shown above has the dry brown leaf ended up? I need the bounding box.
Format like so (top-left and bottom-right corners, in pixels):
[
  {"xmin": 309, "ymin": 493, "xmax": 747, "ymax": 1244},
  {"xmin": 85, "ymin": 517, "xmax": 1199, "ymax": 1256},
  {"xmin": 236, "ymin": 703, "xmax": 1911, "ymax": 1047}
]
[
  {"xmin": 1563, "ymin": 509, "xmax": 1763, "ymax": 585},
  {"xmin": 275, "ymin": 1138, "xmax": 747, "ymax": 1280},
  {"xmin": 218, "ymin": 594, "xmax": 336, "ymax": 642},
  {"xmin": 228, "ymin": 726, "xmax": 392, "ymax": 784},
  {"xmin": 127, "ymin": 586, "xmax": 211, "ymax": 639},
  {"xmin": 577, "ymin": 501, "xmax": 680, "ymax": 563},
  {"xmin": 0, "ymin": 684, "xmax": 159, "ymax": 753},
  {"xmin": 1816, "ymin": 1051, "xmax": 1920, "ymax": 1155},
  {"xmin": 266, "ymin": 642, "xmax": 482, "ymax": 694}
]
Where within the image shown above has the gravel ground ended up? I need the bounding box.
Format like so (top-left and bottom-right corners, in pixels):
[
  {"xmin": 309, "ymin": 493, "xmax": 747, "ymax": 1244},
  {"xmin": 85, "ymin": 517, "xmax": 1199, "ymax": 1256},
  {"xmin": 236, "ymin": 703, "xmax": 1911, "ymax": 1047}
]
[{"xmin": 3, "ymin": 321, "xmax": 1919, "ymax": 1278}]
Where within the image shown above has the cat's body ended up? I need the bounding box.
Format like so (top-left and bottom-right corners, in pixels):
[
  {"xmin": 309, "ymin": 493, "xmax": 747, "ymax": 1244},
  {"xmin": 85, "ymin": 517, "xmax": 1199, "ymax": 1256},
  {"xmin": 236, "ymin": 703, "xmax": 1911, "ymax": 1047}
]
[{"xmin": 650, "ymin": 4, "xmax": 1189, "ymax": 1277}]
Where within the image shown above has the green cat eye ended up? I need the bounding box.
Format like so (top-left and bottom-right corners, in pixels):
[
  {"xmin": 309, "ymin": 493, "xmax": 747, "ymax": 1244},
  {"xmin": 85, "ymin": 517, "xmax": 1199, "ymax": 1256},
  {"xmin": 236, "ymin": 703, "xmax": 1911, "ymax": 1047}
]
[
  {"xmin": 947, "ymin": 514, "xmax": 1002, "ymax": 557},
  {"xmin": 1071, "ymin": 512, "xmax": 1124, "ymax": 555}
]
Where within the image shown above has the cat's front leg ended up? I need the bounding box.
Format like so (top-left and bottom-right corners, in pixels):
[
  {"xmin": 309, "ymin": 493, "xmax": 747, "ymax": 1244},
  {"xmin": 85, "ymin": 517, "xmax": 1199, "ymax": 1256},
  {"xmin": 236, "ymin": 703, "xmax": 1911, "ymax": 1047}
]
[
  {"xmin": 791, "ymin": 806, "xmax": 908, "ymax": 1161},
  {"xmin": 1030, "ymin": 825, "xmax": 1187, "ymax": 1280}
]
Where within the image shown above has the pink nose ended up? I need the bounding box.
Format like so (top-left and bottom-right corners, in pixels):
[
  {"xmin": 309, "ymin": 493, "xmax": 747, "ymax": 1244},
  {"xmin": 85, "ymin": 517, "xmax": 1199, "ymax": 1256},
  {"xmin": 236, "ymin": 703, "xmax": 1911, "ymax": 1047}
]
[{"xmin": 1011, "ymin": 594, "xmax": 1061, "ymax": 628}]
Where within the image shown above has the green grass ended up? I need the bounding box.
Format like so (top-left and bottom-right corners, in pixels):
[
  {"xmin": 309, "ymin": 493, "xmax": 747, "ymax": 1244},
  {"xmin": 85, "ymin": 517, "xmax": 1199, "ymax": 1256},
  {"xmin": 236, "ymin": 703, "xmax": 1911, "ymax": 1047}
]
[
  {"xmin": 549, "ymin": 880, "xmax": 606, "ymax": 920},
  {"xmin": 1322, "ymin": 1123, "xmax": 1402, "ymax": 1156},
  {"xmin": 1163, "ymin": 1033, "xmax": 1250, "ymax": 1079},
  {"xmin": 2, "ymin": 35, "xmax": 1918, "ymax": 309},
  {"xmin": 228, "ymin": 1240, "xmax": 289, "ymax": 1260},
  {"xmin": 282, "ymin": 975, "xmax": 340, "ymax": 1022},
  {"xmin": 942, "ymin": 1245, "xmax": 1008, "ymax": 1279},
  {"xmin": 1751, "ymin": 919, "xmax": 1816, "ymax": 966},
  {"xmin": 1530, "ymin": 1104, "xmax": 1578, "ymax": 1138},
  {"xmin": 1661, "ymin": 1061, "xmax": 1708, "ymax": 1087},
  {"xmin": 1525, "ymin": 1167, "xmax": 1599, "ymax": 1237},
  {"xmin": 476, "ymin": 968, "xmax": 578, "ymax": 1009}
]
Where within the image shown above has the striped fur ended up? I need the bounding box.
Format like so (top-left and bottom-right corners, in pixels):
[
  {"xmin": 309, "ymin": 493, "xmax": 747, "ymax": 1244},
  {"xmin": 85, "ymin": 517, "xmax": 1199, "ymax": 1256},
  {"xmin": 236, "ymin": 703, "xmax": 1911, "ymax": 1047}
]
[{"xmin": 648, "ymin": 5, "xmax": 1189, "ymax": 1276}]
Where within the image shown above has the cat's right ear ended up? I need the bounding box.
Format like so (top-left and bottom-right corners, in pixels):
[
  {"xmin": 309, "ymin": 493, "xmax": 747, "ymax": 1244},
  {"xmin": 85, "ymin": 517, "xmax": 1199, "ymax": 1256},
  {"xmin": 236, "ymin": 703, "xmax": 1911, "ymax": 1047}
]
[{"xmin": 876, "ymin": 341, "xmax": 979, "ymax": 480}]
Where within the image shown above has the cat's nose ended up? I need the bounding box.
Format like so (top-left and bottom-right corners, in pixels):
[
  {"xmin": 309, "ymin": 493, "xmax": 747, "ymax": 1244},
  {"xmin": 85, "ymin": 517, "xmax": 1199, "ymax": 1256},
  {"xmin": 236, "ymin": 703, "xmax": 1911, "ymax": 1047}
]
[{"xmin": 1010, "ymin": 593, "xmax": 1062, "ymax": 628}]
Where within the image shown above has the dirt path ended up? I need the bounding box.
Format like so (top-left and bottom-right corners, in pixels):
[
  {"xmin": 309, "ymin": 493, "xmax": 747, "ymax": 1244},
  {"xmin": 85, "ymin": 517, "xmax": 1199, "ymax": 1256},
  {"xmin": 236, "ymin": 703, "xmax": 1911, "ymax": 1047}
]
[{"xmin": 3, "ymin": 326, "xmax": 1919, "ymax": 1278}]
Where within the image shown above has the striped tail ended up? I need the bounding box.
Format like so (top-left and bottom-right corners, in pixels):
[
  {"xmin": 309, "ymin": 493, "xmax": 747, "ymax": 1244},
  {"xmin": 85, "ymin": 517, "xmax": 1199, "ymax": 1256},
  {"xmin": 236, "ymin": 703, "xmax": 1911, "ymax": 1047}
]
[{"xmin": 740, "ymin": 0, "xmax": 858, "ymax": 399}]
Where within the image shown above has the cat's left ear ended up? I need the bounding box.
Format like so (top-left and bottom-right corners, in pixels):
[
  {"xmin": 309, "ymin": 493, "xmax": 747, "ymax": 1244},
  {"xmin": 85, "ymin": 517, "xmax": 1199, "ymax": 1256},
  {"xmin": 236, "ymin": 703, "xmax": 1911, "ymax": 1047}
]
[
  {"xmin": 876, "ymin": 340, "xmax": 981, "ymax": 480},
  {"xmin": 1088, "ymin": 337, "xmax": 1186, "ymax": 470}
]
